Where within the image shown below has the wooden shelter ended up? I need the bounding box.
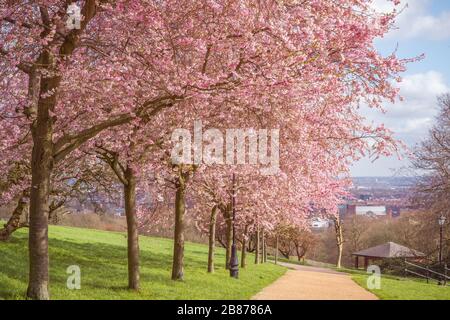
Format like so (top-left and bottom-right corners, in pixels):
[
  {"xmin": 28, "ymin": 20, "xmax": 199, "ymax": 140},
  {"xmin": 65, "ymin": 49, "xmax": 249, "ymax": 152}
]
[{"xmin": 352, "ymin": 242, "xmax": 425, "ymax": 269}]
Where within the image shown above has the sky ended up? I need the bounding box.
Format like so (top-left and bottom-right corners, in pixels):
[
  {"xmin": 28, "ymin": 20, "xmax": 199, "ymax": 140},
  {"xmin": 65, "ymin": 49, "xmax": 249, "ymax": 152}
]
[{"xmin": 350, "ymin": 0, "xmax": 450, "ymax": 177}]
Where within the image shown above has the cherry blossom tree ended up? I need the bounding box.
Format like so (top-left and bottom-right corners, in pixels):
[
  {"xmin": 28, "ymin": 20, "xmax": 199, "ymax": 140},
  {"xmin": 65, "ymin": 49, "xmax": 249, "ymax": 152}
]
[{"xmin": 1, "ymin": 0, "xmax": 414, "ymax": 299}]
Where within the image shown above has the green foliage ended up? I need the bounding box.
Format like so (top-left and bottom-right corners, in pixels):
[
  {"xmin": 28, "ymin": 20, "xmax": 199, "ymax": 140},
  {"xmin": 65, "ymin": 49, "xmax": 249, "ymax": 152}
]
[{"xmin": 0, "ymin": 225, "xmax": 286, "ymax": 300}]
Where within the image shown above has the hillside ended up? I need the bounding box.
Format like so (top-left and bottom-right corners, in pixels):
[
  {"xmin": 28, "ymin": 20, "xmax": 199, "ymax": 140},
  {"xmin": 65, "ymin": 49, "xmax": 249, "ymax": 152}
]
[{"xmin": 0, "ymin": 225, "xmax": 285, "ymax": 300}]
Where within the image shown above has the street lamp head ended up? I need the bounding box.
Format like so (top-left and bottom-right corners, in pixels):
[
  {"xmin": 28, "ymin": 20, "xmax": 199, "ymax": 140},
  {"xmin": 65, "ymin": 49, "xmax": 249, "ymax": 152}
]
[{"xmin": 438, "ymin": 215, "xmax": 447, "ymax": 226}]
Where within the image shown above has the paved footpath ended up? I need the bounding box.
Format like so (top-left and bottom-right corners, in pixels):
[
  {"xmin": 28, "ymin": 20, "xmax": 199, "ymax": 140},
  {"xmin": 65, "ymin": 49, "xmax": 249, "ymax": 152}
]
[{"xmin": 252, "ymin": 262, "xmax": 378, "ymax": 300}]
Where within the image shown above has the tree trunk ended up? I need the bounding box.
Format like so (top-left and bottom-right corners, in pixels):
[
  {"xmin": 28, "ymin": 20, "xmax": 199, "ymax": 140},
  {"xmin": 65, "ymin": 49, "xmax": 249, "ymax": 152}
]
[
  {"xmin": 225, "ymin": 209, "xmax": 232, "ymax": 269},
  {"xmin": 0, "ymin": 191, "xmax": 29, "ymax": 241},
  {"xmin": 295, "ymin": 244, "xmax": 306, "ymax": 261},
  {"xmin": 336, "ymin": 242, "xmax": 343, "ymax": 268},
  {"xmin": 27, "ymin": 136, "xmax": 52, "ymax": 300},
  {"xmin": 255, "ymin": 227, "xmax": 260, "ymax": 264},
  {"xmin": 263, "ymin": 233, "xmax": 267, "ymax": 263},
  {"xmin": 261, "ymin": 229, "xmax": 265, "ymax": 263},
  {"xmin": 241, "ymin": 225, "xmax": 248, "ymax": 268},
  {"xmin": 207, "ymin": 205, "xmax": 218, "ymax": 273},
  {"xmin": 27, "ymin": 51, "xmax": 59, "ymax": 300},
  {"xmin": 24, "ymin": 3, "xmax": 100, "ymax": 298},
  {"xmin": 275, "ymin": 235, "xmax": 279, "ymax": 265},
  {"xmin": 124, "ymin": 168, "xmax": 139, "ymax": 290},
  {"xmin": 247, "ymin": 236, "xmax": 255, "ymax": 252},
  {"xmin": 334, "ymin": 216, "xmax": 344, "ymax": 269},
  {"xmin": 172, "ymin": 177, "xmax": 186, "ymax": 280}
]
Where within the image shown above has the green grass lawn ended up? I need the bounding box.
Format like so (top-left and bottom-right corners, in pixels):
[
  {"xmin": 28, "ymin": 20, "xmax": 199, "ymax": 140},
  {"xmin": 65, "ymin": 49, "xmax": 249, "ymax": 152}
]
[
  {"xmin": 0, "ymin": 225, "xmax": 286, "ymax": 300},
  {"xmin": 337, "ymin": 267, "xmax": 450, "ymax": 300}
]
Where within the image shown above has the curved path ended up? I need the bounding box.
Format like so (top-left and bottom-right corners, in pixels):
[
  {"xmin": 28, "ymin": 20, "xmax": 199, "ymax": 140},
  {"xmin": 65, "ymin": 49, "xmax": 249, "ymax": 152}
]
[{"xmin": 252, "ymin": 262, "xmax": 378, "ymax": 300}]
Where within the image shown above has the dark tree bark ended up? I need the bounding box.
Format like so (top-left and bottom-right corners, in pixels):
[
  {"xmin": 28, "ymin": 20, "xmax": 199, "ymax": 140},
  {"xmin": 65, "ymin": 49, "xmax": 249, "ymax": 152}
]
[
  {"xmin": 241, "ymin": 225, "xmax": 248, "ymax": 268},
  {"xmin": 261, "ymin": 228, "xmax": 265, "ymax": 263},
  {"xmin": 124, "ymin": 167, "xmax": 139, "ymax": 290},
  {"xmin": 224, "ymin": 208, "xmax": 232, "ymax": 269},
  {"xmin": 247, "ymin": 236, "xmax": 255, "ymax": 252},
  {"xmin": 294, "ymin": 243, "xmax": 306, "ymax": 261},
  {"xmin": 0, "ymin": 191, "xmax": 29, "ymax": 241},
  {"xmin": 255, "ymin": 227, "xmax": 260, "ymax": 264},
  {"xmin": 275, "ymin": 235, "xmax": 279, "ymax": 264},
  {"xmin": 172, "ymin": 175, "xmax": 186, "ymax": 280},
  {"xmin": 96, "ymin": 144, "xmax": 142, "ymax": 289},
  {"xmin": 216, "ymin": 233, "xmax": 226, "ymax": 248},
  {"xmin": 263, "ymin": 229, "xmax": 268, "ymax": 263},
  {"xmin": 26, "ymin": 2, "xmax": 99, "ymax": 300},
  {"xmin": 279, "ymin": 249, "xmax": 290, "ymax": 259},
  {"xmin": 27, "ymin": 50, "xmax": 59, "ymax": 300},
  {"xmin": 207, "ymin": 205, "xmax": 218, "ymax": 273},
  {"xmin": 278, "ymin": 237, "xmax": 291, "ymax": 260}
]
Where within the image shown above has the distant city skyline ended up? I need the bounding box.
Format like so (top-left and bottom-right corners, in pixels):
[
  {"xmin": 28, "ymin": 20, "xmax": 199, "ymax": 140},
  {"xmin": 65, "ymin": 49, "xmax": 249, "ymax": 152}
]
[{"xmin": 351, "ymin": 0, "xmax": 450, "ymax": 177}]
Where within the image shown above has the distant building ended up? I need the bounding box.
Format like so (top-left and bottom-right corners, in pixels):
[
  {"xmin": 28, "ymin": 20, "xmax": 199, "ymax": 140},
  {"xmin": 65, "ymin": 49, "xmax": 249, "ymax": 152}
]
[
  {"xmin": 355, "ymin": 206, "xmax": 387, "ymax": 217},
  {"xmin": 339, "ymin": 204, "xmax": 401, "ymax": 219}
]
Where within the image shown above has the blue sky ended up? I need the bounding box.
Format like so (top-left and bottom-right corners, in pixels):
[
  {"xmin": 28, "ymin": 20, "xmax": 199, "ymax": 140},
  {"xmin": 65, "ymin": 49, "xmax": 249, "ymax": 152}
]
[{"xmin": 351, "ymin": 0, "xmax": 450, "ymax": 177}]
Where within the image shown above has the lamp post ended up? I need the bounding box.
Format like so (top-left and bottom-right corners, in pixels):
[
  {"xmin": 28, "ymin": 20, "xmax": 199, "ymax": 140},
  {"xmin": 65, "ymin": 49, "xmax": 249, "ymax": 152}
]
[
  {"xmin": 438, "ymin": 215, "xmax": 446, "ymax": 265},
  {"xmin": 229, "ymin": 173, "xmax": 239, "ymax": 278}
]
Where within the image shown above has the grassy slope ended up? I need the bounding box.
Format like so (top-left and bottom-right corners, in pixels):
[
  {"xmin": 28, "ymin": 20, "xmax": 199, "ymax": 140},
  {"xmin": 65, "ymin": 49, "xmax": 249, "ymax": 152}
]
[
  {"xmin": 338, "ymin": 267, "xmax": 450, "ymax": 300},
  {"xmin": 0, "ymin": 225, "xmax": 286, "ymax": 300}
]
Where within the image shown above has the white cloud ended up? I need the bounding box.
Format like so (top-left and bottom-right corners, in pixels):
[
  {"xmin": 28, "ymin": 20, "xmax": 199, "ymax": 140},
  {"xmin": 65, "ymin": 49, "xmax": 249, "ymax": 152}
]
[
  {"xmin": 351, "ymin": 70, "xmax": 450, "ymax": 176},
  {"xmin": 399, "ymin": 117, "xmax": 433, "ymax": 134},
  {"xmin": 388, "ymin": 71, "xmax": 449, "ymax": 120},
  {"xmin": 352, "ymin": 2, "xmax": 450, "ymax": 176},
  {"xmin": 364, "ymin": 71, "xmax": 449, "ymax": 138},
  {"xmin": 372, "ymin": 0, "xmax": 450, "ymax": 40}
]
